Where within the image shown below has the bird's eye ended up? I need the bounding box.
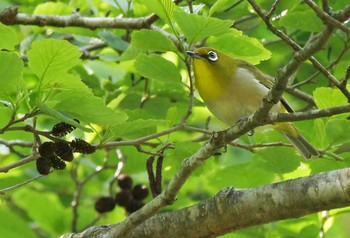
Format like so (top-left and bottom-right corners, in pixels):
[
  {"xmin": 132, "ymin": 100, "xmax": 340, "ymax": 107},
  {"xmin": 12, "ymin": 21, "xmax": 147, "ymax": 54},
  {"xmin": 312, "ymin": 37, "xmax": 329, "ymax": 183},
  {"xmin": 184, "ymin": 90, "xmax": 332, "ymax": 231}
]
[{"xmin": 206, "ymin": 51, "xmax": 218, "ymax": 62}]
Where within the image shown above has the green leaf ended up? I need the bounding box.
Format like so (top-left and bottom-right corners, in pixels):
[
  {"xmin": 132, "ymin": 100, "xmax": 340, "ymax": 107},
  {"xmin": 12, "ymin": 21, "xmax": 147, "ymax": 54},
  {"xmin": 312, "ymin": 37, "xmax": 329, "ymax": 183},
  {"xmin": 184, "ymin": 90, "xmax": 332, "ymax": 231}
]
[
  {"xmin": 209, "ymin": 0, "xmax": 232, "ymax": 16},
  {"xmin": 139, "ymin": 0, "xmax": 175, "ymax": 26},
  {"xmin": 13, "ymin": 189, "xmax": 70, "ymax": 235},
  {"xmin": 99, "ymin": 30, "xmax": 129, "ymax": 51},
  {"xmin": 0, "ymin": 23, "xmax": 19, "ymax": 50},
  {"xmin": 134, "ymin": 54, "xmax": 181, "ymax": 83},
  {"xmin": 132, "ymin": 29, "xmax": 177, "ymax": 52},
  {"xmin": 279, "ymin": 10, "xmax": 323, "ymax": 32},
  {"xmin": 54, "ymin": 93, "xmax": 128, "ymax": 126},
  {"xmin": 325, "ymin": 119, "xmax": 350, "ymax": 145},
  {"xmin": 207, "ymin": 28, "xmax": 272, "ymax": 64},
  {"xmin": 33, "ymin": 2, "xmax": 73, "ymax": 15},
  {"xmin": 41, "ymin": 73, "xmax": 93, "ymax": 95},
  {"xmin": 0, "ymin": 208, "xmax": 37, "ymax": 238},
  {"xmin": 37, "ymin": 100, "xmax": 93, "ymax": 132},
  {"xmin": 253, "ymin": 147, "xmax": 300, "ymax": 173},
  {"xmin": 0, "ymin": 52, "xmax": 23, "ymax": 97},
  {"xmin": 165, "ymin": 142, "xmax": 201, "ymax": 160},
  {"xmin": 313, "ymin": 87, "xmax": 348, "ymax": 109},
  {"xmin": 208, "ymin": 163, "xmax": 275, "ymax": 188},
  {"xmin": 107, "ymin": 119, "xmax": 167, "ymax": 140},
  {"xmin": 174, "ymin": 10, "xmax": 232, "ymax": 44},
  {"xmin": 28, "ymin": 39, "xmax": 82, "ymax": 84}
]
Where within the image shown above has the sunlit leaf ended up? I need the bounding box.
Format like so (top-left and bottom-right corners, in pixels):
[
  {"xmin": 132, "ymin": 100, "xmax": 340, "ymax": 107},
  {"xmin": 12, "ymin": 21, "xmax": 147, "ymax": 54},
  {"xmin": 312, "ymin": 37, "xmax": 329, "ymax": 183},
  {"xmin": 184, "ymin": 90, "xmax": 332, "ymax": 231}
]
[
  {"xmin": 174, "ymin": 10, "xmax": 232, "ymax": 44},
  {"xmin": 207, "ymin": 29, "xmax": 271, "ymax": 64},
  {"xmin": 28, "ymin": 39, "xmax": 82, "ymax": 84},
  {"xmin": 134, "ymin": 54, "xmax": 181, "ymax": 83},
  {"xmin": 0, "ymin": 23, "xmax": 19, "ymax": 50},
  {"xmin": 139, "ymin": 0, "xmax": 175, "ymax": 26},
  {"xmin": 132, "ymin": 29, "xmax": 177, "ymax": 52},
  {"xmin": 0, "ymin": 52, "xmax": 23, "ymax": 97},
  {"xmin": 313, "ymin": 87, "xmax": 348, "ymax": 109}
]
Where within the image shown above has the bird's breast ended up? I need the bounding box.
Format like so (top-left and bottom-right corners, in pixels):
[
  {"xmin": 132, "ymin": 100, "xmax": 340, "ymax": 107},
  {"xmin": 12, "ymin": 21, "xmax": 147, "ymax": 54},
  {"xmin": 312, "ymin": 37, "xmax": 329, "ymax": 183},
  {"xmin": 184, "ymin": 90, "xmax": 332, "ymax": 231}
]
[{"xmin": 195, "ymin": 66, "xmax": 278, "ymax": 126}]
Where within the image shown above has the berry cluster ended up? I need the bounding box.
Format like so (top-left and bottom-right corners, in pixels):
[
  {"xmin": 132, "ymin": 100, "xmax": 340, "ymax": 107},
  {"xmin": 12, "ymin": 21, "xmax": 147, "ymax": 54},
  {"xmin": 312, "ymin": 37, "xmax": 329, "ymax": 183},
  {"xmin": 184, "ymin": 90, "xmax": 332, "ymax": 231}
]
[
  {"xmin": 36, "ymin": 121, "xmax": 96, "ymax": 175},
  {"xmin": 94, "ymin": 174, "xmax": 149, "ymax": 214}
]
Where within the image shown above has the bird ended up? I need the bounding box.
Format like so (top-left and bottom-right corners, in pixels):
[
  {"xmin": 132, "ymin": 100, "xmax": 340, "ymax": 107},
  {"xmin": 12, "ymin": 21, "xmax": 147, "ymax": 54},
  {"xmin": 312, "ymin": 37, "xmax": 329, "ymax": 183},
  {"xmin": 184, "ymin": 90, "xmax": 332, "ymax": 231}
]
[{"xmin": 187, "ymin": 47, "xmax": 319, "ymax": 159}]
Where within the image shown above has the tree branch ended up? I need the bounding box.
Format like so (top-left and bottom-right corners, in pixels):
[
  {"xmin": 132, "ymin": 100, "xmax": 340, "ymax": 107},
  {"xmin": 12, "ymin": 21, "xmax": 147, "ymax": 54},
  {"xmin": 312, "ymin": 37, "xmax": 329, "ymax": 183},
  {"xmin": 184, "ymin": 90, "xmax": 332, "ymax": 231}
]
[
  {"xmin": 60, "ymin": 167, "xmax": 350, "ymax": 238},
  {"xmin": 304, "ymin": 0, "xmax": 350, "ymax": 33},
  {"xmin": 0, "ymin": 7, "xmax": 156, "ymax": 30}
]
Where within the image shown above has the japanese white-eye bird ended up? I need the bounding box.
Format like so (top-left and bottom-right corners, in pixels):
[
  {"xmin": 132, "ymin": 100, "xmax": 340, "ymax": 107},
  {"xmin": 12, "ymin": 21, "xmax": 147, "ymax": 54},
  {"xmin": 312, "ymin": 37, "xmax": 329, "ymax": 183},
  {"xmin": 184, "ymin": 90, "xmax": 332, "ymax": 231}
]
[{"xmin": 187, "ymin": 47, "xmax": 319, "ymax": 159}]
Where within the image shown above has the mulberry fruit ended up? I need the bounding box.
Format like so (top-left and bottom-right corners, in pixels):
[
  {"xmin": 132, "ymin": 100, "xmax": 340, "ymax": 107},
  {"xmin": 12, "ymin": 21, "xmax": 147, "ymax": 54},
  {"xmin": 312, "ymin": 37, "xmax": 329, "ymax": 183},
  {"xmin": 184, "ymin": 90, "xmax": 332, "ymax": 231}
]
[
  {"xmin": 55, "ymin": 141, "xmax": 74, "ymax": 162},
  {"xmin": 132, "ymin": 184, "xmax": 149, "ymax": 200},
  {"xmin": 38, "ymin": 142, "xmax": 56, "ymax": 157},
  {"xmin": 115, "ymin": 190, "xmax": 133, "ymax": 207},
  {"xmin": 36, "ymin": 156, "xmax": 52, "ymax": 175},
  {"xmin": 70, "ymin": 139, "xmax": 96, "ymax": 154},
  {"xmin": 94, "ymin": 196, "xmax": 115, "ymax": 213},
  {"xmin": 51, "ymin": 120, "xmax": 79, "ymax": 137},
  {"xmin": 50, "ymin": 155, "xmax": 66, "ymax": 170}
]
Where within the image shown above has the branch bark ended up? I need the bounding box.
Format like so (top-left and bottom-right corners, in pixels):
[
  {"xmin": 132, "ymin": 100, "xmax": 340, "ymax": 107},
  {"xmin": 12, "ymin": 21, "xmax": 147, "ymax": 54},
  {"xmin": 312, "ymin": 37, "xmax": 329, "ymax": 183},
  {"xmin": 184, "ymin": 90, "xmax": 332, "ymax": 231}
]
[
  {"xmin": 0, "ymin": 7, "xmax": 156, "ymax": 30},
  {"xmin": 60, "ymin": 167, "xmax": 350, "ymax": 238}
]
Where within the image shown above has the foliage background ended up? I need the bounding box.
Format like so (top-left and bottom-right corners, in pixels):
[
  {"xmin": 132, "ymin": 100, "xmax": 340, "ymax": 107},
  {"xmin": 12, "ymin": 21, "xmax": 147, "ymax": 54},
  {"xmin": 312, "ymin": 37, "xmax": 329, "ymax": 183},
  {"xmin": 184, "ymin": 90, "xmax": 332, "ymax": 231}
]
[{"xmin": 0, "ymin": 0, "xmax": 350, "ymax": 237}]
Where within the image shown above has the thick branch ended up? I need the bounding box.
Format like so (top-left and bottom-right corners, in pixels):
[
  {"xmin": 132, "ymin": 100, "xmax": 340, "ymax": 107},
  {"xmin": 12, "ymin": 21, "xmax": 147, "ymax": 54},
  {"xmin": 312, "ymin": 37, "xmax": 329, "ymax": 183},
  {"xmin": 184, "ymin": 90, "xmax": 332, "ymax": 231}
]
[
  {"xmin": 0, "ymin": 7, "xmax": 156, "ymax": 30},
  {"xmin": 60, "ymin": 168, "xmax": 350, "ymax": 238}
]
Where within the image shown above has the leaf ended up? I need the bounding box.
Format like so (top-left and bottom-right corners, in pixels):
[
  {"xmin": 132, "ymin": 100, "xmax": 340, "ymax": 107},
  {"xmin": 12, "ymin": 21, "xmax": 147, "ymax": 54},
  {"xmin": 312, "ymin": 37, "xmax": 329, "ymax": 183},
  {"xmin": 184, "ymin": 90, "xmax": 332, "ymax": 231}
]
[
  {"xmin": 54, "ymin": 93, "xmax": 128, "ymax": 126},
  {"xmin": 209, "ymin": 0, "xmax": 232, "ymax": 16},
  {"xmin": 253, "ymin": 147, "xmax": 300, "ymax": 173},
  {"xmin": 13, "ymin": 189, "xmax": 70, "ymax": 235},
  {"xmin": 41, "ymin": 73, "xmax": 93, "ymax": 95},
  {"xmin": 99, "ymin": 30, "xmax": 129, "ymax": 51},
  {"xmin": 132, "ymin": 29, "xmax": 177, "ymax": 52},
  {"xmin": 0, "ymin": 208, "xmax": 37, "ymax": 238},
  {"xmin": 313, "ymin": 87, "xmax": 348, "ymax": 109},
  {"xmin": 37, "ymin": 100, "xmax": 93, "ymax": 132},
  {"xmin": 134, "ymin": 54, "xmax": 181, "ymax": 83},
  {"xmin": 174, "ymin": 10, "xmax": 232, "ymax": 44},
  {"xmin": 207, "ymin": 28, "xmax": 272, "ymax": 64},
  {"xmin": 0, "ymin": 23, "xmax": 19, "ymax": 50},
  {"xmin": 0, "ymin": 52, "xmax": 23, "ymax": 96},
  {"xmin": 139, "ymin": 0, "xmax": 175, "ymax": 26},
  {"xmin": 28, "ymin": 39, "xmax": 82, "ymax": 83},
  {"xmin": 279, "ymin": 10, "xmax": 323, "ymax": 32},
  {"xmin": 33, "ymin": 2, "xmax": 73, "ymax": 15},
  {"xmin": 325, "ymin": 119, "xmax": 350, "ymax": 145},
  {"xmin": 107, "ymin": 119, "xmax": 167, "ymax": 140}
]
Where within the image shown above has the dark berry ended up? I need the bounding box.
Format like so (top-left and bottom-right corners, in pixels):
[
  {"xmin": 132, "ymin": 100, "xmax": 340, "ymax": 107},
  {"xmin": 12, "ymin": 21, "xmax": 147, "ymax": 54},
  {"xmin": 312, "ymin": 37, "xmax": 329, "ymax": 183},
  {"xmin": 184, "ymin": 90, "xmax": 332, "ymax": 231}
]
[
  {"xmin": 115, "ymin": 190, "xmax": 133, "ymax": 207},
  {"xmin": 125, "ymin": 200, "xmax": 144, "ymax": 214},
  {"xmin": 70, "ymin": 139, "xmax": 96, "ymax": 154},
  {"xmin": 55, "ymin": 141, "xmax": 74, "ymax": 162},
  {"xmin": 38, "ymin": 142, "xmax": 56, "ymax": 157},
  {"xmin": 36, "ymin": 156, "xmax": 52, "ymax": 175},
  {"xmin": 132, "ymin": 184, "xmax": 149, "ymax": 200},
  {"xmin": 50, "ymin": 155, "xmax": 66, "ymax": 170},
  {"xmin": 94, "ymin": 197, "xmax": 115, "ymax": 213},
  {"xmin": 117, "ymin": 174, "xmax": 133, "ymax": 190},
  {"xmin": 51, "ymin": 121, "xmax": 77, "ymax": 137}
]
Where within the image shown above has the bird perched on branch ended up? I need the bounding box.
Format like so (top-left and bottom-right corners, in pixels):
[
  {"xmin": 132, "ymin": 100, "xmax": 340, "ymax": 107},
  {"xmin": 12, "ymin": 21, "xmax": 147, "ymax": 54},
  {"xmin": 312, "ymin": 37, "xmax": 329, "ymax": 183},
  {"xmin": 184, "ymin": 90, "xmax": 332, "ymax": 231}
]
[{"xmin": 187, "ymin": 47, "xmax": 319, "ymax": 159}]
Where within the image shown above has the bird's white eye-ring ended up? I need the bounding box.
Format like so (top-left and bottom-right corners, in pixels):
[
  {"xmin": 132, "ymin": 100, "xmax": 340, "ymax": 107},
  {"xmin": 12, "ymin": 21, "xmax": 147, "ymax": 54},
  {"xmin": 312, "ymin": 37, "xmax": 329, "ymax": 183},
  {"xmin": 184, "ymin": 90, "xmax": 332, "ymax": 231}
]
[{"xmin": 206, "ymin": 51, "xmax": 218, "ymax": 62}]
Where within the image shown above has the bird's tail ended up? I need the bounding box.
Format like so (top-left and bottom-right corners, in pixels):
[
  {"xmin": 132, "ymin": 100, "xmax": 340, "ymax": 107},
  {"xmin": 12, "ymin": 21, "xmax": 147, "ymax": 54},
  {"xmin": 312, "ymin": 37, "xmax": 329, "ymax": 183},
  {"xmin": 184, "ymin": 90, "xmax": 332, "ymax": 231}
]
[{"xmin": 274, "ymin": 123, "xmax": 319, "ymax": 159}]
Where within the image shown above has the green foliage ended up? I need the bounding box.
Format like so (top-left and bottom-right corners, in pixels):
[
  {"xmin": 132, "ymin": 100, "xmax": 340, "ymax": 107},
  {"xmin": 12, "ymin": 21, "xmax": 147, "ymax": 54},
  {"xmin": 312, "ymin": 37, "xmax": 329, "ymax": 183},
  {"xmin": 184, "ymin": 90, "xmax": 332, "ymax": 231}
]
[
  {"xmin": 0, "ymin": 23, "xmax": 18, "ymax": 50},
  {"xmin": 174, "ymin": 9, "xmax": 233, "ymax": 44},
  {"xmin": 207, "ymin": 29, "xmax": 272, "ymax": 64},
  {"xmin": 132, "ymin": 29, "xmax": 178, "ymax": 52},
  {"xmin": 134, "ymin": 54, "xmax": 181, "ymax": 83},
  {"xmin": 1, "ymin": 0, "xmax": 350, "ymax": 237},
  {"xmin": 0, "ymin": 51, "xmax": 23, "ymax": 97}
]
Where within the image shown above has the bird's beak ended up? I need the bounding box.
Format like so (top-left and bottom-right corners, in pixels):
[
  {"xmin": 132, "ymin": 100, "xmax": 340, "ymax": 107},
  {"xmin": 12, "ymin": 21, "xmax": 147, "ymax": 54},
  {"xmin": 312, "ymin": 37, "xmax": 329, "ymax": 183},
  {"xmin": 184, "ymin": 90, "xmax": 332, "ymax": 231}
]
[{"xmin": 186, "ymin": 51, "xmax": 202, "ymax": 59}]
